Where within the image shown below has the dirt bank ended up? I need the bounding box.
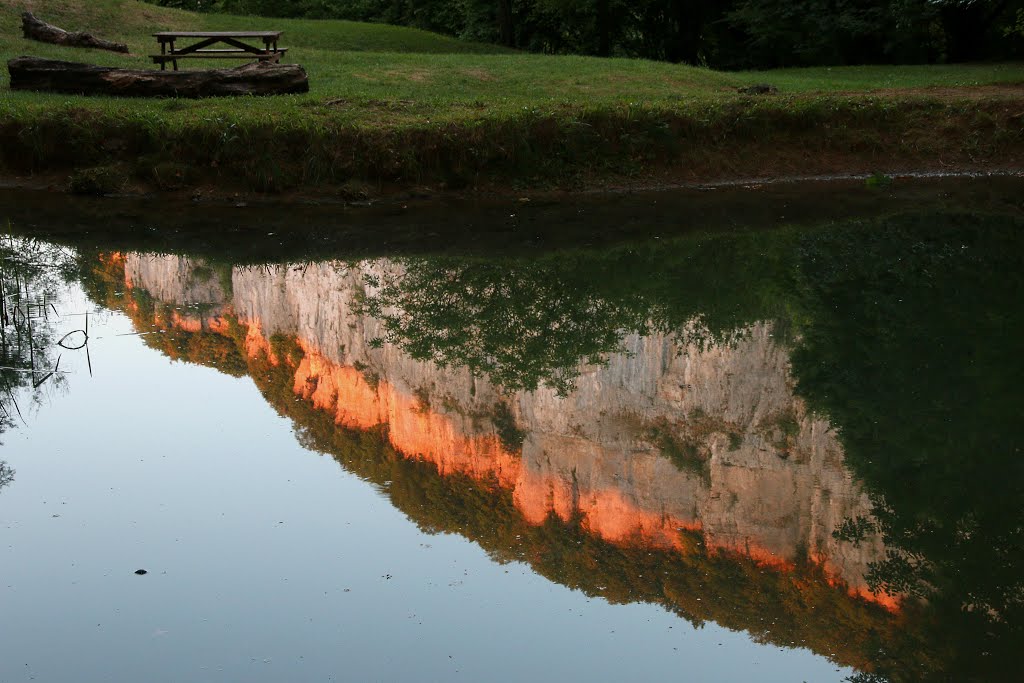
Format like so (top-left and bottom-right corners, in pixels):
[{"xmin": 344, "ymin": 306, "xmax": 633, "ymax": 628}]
[{"xmin": 1, "ymin": 91, "xmax": 1022, "ymax": 202}]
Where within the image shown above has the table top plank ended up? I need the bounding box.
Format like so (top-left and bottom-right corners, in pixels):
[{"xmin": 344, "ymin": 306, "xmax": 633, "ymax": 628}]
[{"xmin": 153, "ymin": 31, "xmax": 283, "ymax": 39}]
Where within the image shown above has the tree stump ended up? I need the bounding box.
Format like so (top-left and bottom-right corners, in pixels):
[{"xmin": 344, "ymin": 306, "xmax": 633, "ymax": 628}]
[
  {"xmin": 7, "ymin": 57, "xmax": 310, "ymax": 98},
  {"xmin": 21, "ymin": 12, "xmax": 129, "ymax": 54}
]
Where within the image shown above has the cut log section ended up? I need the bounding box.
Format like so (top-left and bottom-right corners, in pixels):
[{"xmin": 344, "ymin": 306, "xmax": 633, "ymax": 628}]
[
  {"xmin": 7, "ymin": 57, "xmax": 310, "ymax": 98},
  {"xmin": 22, "ymin": 12, "xmax": 129, "ymax": 54}
]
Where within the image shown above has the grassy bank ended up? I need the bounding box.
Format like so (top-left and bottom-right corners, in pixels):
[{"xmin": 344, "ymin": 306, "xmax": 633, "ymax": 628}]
[{"xmin": 1, "ymin": 0, "xmax": 1023, "ymax": 197}]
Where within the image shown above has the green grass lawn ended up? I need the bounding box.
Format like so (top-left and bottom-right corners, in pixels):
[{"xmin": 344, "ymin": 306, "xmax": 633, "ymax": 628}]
[
  {"xmin": 3, "ymin": 0, "xmax": 1023, "ymax": 120},
  {"xmin": 1, "ymin": 0, "xmax": 1022, "ymax": 194}
]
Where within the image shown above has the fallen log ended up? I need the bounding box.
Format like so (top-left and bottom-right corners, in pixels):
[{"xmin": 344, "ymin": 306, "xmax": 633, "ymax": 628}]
[
  {"xmin": 22, "ymin": 12, "xmax": 129, "ymax": 54},
  {"xmin": 7, "ymin": 57, "xmax": 310, "ymax": 97}
]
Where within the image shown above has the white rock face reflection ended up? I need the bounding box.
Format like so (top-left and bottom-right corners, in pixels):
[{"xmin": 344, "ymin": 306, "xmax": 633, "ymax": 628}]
[{"xmin": 126, "ymin": 254, "xmax": 891, "ymax": 607}]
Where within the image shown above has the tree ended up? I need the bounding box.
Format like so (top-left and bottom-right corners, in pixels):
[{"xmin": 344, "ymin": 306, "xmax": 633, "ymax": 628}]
[
  {"xmin": 936, "ymin": 0, "xmax": 1022, "ymax": 61},
  {"xmin": 140, "ymin": 0, "xmax": 1023, "ymax": 65}
]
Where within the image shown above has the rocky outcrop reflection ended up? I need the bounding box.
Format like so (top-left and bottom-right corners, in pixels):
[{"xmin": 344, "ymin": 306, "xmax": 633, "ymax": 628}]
[
  {"xmin": 79, "ymin": 208, "xmax": 1024, "ymax": 683},
  {"xmin": 99, "ymin": 239, "xmax": 988, "ymax": 680},
  {"xmin": 123, "ymin": 253, "xmax": 891, "ymax": 609}
]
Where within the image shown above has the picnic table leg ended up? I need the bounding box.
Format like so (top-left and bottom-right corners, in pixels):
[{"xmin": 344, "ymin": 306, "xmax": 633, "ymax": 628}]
[{"xmin": 159, "ymin": 40, "xmax": 166, "ymax": 71}]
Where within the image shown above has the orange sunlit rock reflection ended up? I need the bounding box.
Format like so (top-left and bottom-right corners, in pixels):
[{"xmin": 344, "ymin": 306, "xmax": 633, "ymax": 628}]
[{"xmin": 118, "ymin": 254, "xmax": 901, "ymax": 614}]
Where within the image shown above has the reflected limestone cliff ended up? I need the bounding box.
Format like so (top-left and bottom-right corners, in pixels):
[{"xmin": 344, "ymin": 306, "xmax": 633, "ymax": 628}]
[
  {"xmin": 78, "ymin": 208, "xmax": 1024, "ymax": 682},
  {"xmin": 125, "ymin": 253, "xmax": 889, "ymax": 602}
]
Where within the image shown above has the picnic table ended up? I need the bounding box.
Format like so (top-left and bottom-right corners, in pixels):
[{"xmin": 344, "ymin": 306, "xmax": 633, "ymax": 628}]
[{"xmin": 152, "ymin": 31, "xmax": 287, "ymax": 71}]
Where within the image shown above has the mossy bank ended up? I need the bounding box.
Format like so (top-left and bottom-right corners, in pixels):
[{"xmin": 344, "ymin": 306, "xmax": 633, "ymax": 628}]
[{"xmin": 2, "ymin": 0, "xmax": 1023, "ymax": 198}]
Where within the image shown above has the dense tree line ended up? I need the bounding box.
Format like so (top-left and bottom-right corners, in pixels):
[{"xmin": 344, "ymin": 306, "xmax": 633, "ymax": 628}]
[{"xmin": 148, "ymin": 0, "xmax": 1022, "ymax": 67}]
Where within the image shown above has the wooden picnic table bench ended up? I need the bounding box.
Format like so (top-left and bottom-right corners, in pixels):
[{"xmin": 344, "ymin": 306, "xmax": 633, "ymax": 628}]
[{"xmin": 152, "ymin": 31, "xmax": 286, "ymax": 71}]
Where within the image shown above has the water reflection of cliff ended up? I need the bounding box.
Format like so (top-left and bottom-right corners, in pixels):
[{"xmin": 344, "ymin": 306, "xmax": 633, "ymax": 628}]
[
  {"xmin": 126, "ymin": 253, "xmax": 891, "ymax": 599},
  {"xmin": 86, "ymin": 249, "xmax": 920, "ymax": 676},
  {"xmin": 84, "ymin": 209, "xmax": 1024, "ymax": 682}
]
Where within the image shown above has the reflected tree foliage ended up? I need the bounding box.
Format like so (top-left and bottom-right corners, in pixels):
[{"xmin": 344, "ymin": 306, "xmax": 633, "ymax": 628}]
[
  {"xmin": 356, "ymin": 230, "xmax": 795, "ymax": 395},
  {"xmin": 0, "ymin": 236, "xmax": 81, "ymax": 497},
  {"xmin": 792, "ymin": 214, "xmax": 1024, "ymax": 681},
  {"xmin": 0, "ymin": 236, "xmax": 82, "ymax": 432},
  {"xmin": 357, "ymin": 257, "xmax": 650, "ymax": 395},
  {"xmin": 0, "ymin": 460, "xmax": 13, "ymax": 492}
]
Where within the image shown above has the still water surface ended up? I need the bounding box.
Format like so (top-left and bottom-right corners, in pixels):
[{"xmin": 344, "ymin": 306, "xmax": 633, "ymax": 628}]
[{"xmin": 0, "ymin": 180, "xmax": 1021, "ymax": 682}]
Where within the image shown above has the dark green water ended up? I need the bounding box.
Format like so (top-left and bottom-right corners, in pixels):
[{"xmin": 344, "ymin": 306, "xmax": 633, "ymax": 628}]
[{"xmin": 0, "ymin": 178, "xmax": 1021, "ymax": 682}]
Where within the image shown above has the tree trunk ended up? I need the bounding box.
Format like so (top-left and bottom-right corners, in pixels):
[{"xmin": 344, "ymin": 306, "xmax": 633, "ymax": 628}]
[
  {"xmin": 21, "ymin": 12, "xmax": 129, "ymax": 54},
  {"xmin": 940, "ymin": 0, "xmax": 1010, "ymax": 62},
  {"xmin": 7, "ymin": 57, "xmax": 310, "ymax": 98},
  {"xmin": 596, "ymin": 0, "xmax": 611, "ymax": 57},
  {"xmin": 497, "ymin": 0, "xmax": 514, "ymax": 47},
  {"xmin": 666, "ymin": 0, "xmax": 706, "ymax": 65}
]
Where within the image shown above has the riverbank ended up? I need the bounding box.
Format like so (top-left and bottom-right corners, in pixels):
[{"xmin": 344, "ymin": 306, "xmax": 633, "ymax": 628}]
[{"xmin": 2, "ymin": 1, "xmax": 1023, "ymax": 199}]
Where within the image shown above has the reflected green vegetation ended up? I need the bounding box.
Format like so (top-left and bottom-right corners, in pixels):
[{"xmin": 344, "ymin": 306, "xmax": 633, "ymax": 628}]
[
  {"xmin": 0, "ymin": 236, "xmax": 82, "ymax": 435},
  {"xmin": 13, "ymin": 180, "xmax": 1024, "ymax": 682},
  {"xmin": 790, "ymin": 216, "xmax": 1024, "ymax": 681},
  {"xmin": 357, "ymin": 227, "xmax": 796, "ymax": 394},
  {"xmin": 0, "ymin": 460, "xmax": 13, "ymax": 492},
  {"xmin": 0, "ymin": 236, "xmax": 84, "ymax": 496},
  {"xmin": 357, "ymin": 258, "xmax": 650, "ymax": 395}
]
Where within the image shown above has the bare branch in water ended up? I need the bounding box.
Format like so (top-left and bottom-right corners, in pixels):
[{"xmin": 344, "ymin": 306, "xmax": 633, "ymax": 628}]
[
  {"xmin": 6, "ymin": 389, "xmax": 25, "ymax": 425},
  {"xmin": 57, "ymin": 329, "xmax": 88, "ymax": 350}
]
